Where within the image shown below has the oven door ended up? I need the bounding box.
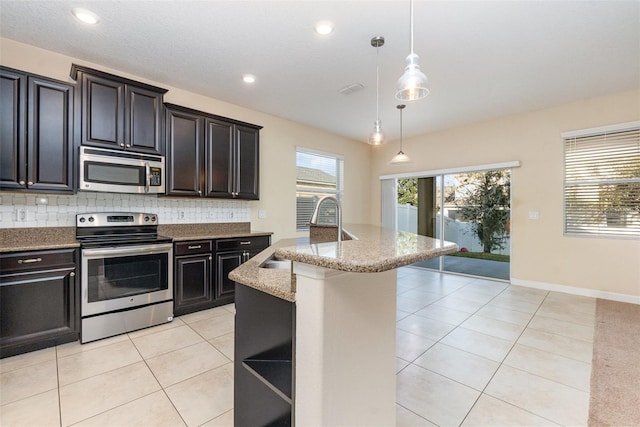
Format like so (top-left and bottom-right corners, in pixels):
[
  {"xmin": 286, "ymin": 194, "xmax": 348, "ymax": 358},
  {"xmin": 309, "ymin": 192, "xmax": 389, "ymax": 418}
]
[{"xmin": 81, "ymin": 243, "xmax": 173, "ymax": 316}]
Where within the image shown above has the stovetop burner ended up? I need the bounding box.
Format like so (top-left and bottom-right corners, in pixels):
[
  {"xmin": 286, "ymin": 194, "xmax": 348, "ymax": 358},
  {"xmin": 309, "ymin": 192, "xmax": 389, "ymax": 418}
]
[{"xmin": 76, "ymin": 212, "xmax": 170, "ymax": 247}]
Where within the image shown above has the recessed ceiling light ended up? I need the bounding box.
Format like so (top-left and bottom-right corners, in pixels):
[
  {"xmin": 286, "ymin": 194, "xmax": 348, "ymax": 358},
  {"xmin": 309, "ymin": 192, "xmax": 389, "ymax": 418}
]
[
  {"xmin": 314, "ymin": 21, "xmax": 334, "ymax": 35},
  {"xmin": 72, "ymin": 8, "xmax": 100, "ymax": 25},
  {"xmin": 242, "ymin": 74, "xmax": 256, "ymax": 84}
]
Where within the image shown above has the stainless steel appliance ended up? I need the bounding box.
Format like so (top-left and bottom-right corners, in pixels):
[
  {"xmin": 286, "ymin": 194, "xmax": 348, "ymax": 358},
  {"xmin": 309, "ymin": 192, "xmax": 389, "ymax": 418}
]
[
  {"xmin": 76, "ymin": 212, "xmax": 173, "ymax": 343},
  {"xmin": 79, "ymin": 146, "xmax": 165, "ymax": 194}
]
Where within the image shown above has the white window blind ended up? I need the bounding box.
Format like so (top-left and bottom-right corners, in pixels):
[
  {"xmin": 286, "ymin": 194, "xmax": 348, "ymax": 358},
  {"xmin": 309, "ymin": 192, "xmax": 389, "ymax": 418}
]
[
  {"xmin": 564, "ymin": 125, "xmax": 640, "ymax": 237},
  {"xmin": 296, "ymin": 148, "xmax": 344, "ymax": 231}
]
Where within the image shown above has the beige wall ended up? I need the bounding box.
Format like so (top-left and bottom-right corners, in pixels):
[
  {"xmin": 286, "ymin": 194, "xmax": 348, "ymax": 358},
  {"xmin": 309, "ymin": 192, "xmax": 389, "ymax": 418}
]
[
  {"xmin": 3, "ymin": 38, "xmax": 638, "ymax": 298},
  {"xmin": 370, "ymin": 90, "xmax": 640, "ymax": 298},
  {"xmin": 0, "ymin": 38, "xmax": 373, "ymax": 240}
]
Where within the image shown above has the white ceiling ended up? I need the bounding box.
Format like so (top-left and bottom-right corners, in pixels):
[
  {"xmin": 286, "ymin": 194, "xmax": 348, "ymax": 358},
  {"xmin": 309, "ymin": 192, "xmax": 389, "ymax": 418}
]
[{"xmin": 1, "ymin": 1, "xmax": 638, "ymax": 142}]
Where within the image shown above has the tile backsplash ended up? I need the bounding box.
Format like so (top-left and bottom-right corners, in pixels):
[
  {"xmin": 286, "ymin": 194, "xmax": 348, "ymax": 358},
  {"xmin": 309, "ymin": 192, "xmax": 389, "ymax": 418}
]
[{"xmin": 0, "ymin": 192, "xmax": 250, "ymax": 228}]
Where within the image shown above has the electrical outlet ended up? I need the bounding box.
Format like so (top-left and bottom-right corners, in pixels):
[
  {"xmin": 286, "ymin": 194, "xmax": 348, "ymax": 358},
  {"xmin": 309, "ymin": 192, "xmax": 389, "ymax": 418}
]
[
  {"xmin": 259, "ymin": 210, "xmax": 267, "ymax": 219},
  {"xmin": 178, "ymin": 210, "xmax": 185, "ymax": 220},
  {"xmin": 16, "ymin": 209, "xmax": 27, "ymax": 222},
  {"xmin": 228, "ymin": 212, "xmax": 234, "ymax": 219},
  {"xmin": 528, "ymin": 211, "xmax": 539, "ymax": 220}
]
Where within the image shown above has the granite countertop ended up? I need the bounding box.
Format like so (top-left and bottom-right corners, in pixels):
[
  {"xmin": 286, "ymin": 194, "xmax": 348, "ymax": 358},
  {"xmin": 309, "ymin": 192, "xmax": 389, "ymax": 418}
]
[
  {"xmin": 0, "ymin": 223, "xmax": 273, "ymax": 253},
  {"xmin": 0, "ymin": 227, "xmax": 80, "ymax": 252},
  {"xmin": 229, "ymin": 224, "xmax": 458, "ymax": 302},
  {"xmin": 158, "ymin": 223, "xmax": 272, "ymax": 241}
]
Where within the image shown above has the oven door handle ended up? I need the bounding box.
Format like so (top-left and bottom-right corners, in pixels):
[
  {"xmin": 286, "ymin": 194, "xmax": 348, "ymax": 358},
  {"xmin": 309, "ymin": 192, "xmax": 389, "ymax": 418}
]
[{"xmin": 82, "ymin": 243, "xmax": 173, "ymax": 258}]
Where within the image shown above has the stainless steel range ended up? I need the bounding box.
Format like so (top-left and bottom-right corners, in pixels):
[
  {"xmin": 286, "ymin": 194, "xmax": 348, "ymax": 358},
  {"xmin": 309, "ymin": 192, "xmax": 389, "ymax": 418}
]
[{"xmin": 76, "ymin": 212, "xmax": 173, "ymax": 343}]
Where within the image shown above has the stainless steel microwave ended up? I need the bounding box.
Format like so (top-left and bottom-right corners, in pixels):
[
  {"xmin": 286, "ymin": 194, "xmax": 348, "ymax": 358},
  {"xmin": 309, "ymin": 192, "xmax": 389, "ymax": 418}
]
[{"xmin": 79, "ymin": 146, "xmax": 165, "ymax": 194}]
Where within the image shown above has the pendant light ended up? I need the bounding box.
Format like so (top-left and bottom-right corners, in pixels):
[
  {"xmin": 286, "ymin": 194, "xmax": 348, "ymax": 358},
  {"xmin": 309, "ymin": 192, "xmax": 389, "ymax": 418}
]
[
  {"xmin": 368, "ymin": 36, "xmax": 386, "ymax": 145},
  {"xmin": 390, "ymin": 104, "xmax": 411, "ymax": 164},
  {"xmin": 396, "ymin": 0, "xmax": 429, "ymax": 101}
]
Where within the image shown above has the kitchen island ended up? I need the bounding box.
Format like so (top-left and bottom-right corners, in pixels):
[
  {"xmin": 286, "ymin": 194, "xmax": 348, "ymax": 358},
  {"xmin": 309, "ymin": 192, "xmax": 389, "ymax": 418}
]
[{"xmin": 229, "ymin": 224, "xmax": 457, "ymax": 426}]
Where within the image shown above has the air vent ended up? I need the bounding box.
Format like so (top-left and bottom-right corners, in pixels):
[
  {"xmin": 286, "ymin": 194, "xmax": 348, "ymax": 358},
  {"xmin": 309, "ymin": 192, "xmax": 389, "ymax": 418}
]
[{"xmin": 338, "ymin": 83, "xmax": 365, "ymax": 95}]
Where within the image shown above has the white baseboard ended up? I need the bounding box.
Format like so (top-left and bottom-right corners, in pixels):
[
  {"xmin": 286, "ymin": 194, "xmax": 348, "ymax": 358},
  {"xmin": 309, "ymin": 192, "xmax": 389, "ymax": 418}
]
[{"xmin": 510, "ymin": 277, "xmax": 640, "ymax": 305}]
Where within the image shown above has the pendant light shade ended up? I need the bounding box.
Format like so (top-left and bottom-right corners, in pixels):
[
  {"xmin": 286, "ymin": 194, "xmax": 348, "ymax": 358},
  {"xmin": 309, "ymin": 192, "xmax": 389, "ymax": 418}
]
[
  {"xmin": 396, "ymin": 0, "xmax": 429, "ymax": 101},
  {"xmin": 369, "ymin": 120, "xmax": 385, "ymax": 145},
  {"xmin": 396, "ymin": 53, "xmax": 429, "ymax": 101},
  {"xmin": 368, "ymin": 36, "xmax": 386, "ymax": 145},
  {"xmin": 390, "ymin": 104, "xmax": 411, "ymax": 164}
]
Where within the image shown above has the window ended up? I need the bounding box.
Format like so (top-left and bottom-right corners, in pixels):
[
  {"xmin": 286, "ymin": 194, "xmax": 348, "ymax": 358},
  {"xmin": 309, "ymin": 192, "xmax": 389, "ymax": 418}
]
[
  {"xmin": 563, "ymin": 122, "xmax": 640, "ymax": 237},
  {"xmin": 296, "ymin": 147, "xmax": 344, "ymax": 230}
]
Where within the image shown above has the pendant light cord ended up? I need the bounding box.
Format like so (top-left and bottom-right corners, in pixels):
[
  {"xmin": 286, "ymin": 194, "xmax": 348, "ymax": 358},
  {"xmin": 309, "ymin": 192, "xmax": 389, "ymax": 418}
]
[
  {"xmin": 400, "ymin": 108, "xmax": 404, "ymax": 151},
  {"xmin": 376, "ymin": 45, "xmax": 380, "ymax": 120},
  {"xmin": 410, "ymin": 0, "xmax": 414, "ymax": 55}
]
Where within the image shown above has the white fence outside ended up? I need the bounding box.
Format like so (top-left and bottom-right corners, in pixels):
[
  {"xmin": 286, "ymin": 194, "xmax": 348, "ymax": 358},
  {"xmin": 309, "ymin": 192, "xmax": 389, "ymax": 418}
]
[{"xmin": 397, "ymin": 204, "xmax": 511, "ymax": 255}]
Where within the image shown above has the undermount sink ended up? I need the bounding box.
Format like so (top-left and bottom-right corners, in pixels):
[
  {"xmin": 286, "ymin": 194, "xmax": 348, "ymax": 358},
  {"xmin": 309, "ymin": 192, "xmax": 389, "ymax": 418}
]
[{"xmin": 260, "ymin": 256, "xmax": 292, "ymax": 270}]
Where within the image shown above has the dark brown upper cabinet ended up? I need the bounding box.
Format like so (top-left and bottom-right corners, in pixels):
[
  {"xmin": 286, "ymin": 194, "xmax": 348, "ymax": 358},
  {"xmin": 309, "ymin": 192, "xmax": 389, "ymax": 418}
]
[
  {"xmin": 165, "ymin": 104, "xmax": 205, "ymax": 197},
  {"xmin": 0, "ymin": 67, "xmax": 74, "ymax": 193},
  {"xmin": 70, "ymin": 64, "xmax": 167, "ymax": 155},
  {"xmin": 165, "ymin": 103, "xmax": 261, "ymax": 200},
  {"xmin": 206, "ymin": 118, "xmax": 260, "ymax": 200}
]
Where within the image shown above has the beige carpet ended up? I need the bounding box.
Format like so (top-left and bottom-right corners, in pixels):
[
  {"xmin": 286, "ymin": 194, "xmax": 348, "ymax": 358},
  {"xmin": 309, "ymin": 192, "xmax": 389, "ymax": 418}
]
[{"xmin": 588, "ymin": 299, "xmax": 640, "ymax": 426}]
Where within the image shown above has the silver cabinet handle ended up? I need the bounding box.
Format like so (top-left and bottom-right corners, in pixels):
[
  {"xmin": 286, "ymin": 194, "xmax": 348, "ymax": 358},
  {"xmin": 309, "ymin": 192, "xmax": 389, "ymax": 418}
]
[
  {"xmin": 27, "ymin": 181, "xmax": 33, "ymax": 185},
  {"xmin": 119, "ymin": 143, "xmax": 125, "ymax": 147},
  {"xmin": 18, "ymin": 258, "xmax": 42, "ymax": 264},
  {"xmin": 188, "ymin": 245, "xmax": 202, "ymax": 250},
  {"xmin": 19, "ymin": 180, "xmax": 25, "ymax": 185},
  {"xmin": 126, "ymin": 144, "xmax": 131, "ymax": 148},
  {"xmin": 70, "ymin": 272, "xmax": 76, "ymax": 277}
]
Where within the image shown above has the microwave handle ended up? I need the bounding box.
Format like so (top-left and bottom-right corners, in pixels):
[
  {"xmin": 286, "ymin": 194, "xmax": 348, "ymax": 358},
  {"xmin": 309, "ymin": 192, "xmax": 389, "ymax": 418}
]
[{"xmin": 145, "ymin": 161, "xmax": 150, "ymax": 193}]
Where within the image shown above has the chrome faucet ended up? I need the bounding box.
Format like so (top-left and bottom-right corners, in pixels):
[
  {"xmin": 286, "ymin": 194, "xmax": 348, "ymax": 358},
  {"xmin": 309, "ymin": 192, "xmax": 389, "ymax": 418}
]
[{"xmin": 309, "ymin": 195, "xmax": 343, "ymax": 243}]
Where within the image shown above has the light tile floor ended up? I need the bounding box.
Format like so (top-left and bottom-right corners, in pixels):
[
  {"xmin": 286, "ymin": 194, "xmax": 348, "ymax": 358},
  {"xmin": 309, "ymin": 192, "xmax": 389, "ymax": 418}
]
[{"xmin": 0, "ymin": 267, "xmax": 596, "ymax": 426}]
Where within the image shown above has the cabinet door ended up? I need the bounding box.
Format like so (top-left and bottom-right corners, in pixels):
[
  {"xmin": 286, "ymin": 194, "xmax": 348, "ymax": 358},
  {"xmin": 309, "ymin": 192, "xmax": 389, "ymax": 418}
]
[
  {"xmin": 127, "ymin": 85, "xmax": 164, "ymax": 154},
  {"xmin": 235, "ymin": 125, "xmax": 260, "ymax": 199},
  {"xmin": 174, "ymin": 254, "xmax": 213, "ymax": 316},
  {"xmin": 0, "ymin": 68, "xmax": 26, "ymax": 190},
  {"xmin": 205, "ymin": 118, "xmax": 234, "ymax": 198},
  {"xmin": 166, "ymin": 107, "xmax": 204, "ymax": 196},
  {"xmin": 215, "ymin": 252, "xmax": 242, "ymax": 300},
  {"xmin": 27, "ymin": 77, "xmax": 74, "ymax": 192},
  {"xmin": 0, "ymin": 267, "xmax": 77, "ymax": 358},
  {"xmin": 81, "ymin": 73, "xmax": 125, "ymax": 149}
]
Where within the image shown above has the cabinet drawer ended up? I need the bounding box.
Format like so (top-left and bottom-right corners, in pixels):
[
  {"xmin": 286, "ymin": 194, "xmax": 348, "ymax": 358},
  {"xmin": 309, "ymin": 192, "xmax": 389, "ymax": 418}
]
[
  {"xmin": 175, "ymin": 240, "xmax": 212, "ymax": 256},
  {"xmin": 215, "ymin": 236, "xmax": 270, "ymax": 252},
  {"xmin": 0, "ymin": 249, "xmax": 77, "ymax": 273}
]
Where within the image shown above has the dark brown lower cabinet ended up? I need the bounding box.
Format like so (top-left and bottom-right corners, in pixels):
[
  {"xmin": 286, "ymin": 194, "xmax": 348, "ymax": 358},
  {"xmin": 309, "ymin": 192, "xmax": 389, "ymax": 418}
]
[
  {"xmin": 235, "ymin": 284, "xmax": 294, "ymax": 426},
  {"xmin": 174, "ymin": 240, "xmax": 213, "ymax": 317},
  {"xmin": 174, "ymin": 236, "xmax": 270, "ymax": 317},
  {"xmin": 0, "ymin": 249, "xmax": 79, "ymax": 358},
  {"xmin": 214, "ymin": 235, "xmax": 271, "ymax": 302}
]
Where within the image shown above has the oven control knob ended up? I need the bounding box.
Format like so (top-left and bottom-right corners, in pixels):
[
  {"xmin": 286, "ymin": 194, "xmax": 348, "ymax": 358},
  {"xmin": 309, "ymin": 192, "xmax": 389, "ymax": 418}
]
[
  {"xmin": 88, "ymin": 216, "xmax": 94, "ymax": 222},
  {"xmin": 144, "ymin": 216, "xmax": 149, "ymax": 222},
  {"xmin": 79, "ymin": 217, "xmax": 86, "ymax": 223},
  {"xmin": 151, "ymin": 216, "xmax": 157, "ymax": 222}
]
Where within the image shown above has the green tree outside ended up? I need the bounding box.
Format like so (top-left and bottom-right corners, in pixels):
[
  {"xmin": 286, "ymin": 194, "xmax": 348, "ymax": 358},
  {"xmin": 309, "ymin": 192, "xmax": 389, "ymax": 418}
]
[
  {"xmin": 455, "ymin": 170, "xmax": 511, "ymax": 253},
  {"xmin": 398, "ymin": 178, "xmax": 418, "ymax": 206}
]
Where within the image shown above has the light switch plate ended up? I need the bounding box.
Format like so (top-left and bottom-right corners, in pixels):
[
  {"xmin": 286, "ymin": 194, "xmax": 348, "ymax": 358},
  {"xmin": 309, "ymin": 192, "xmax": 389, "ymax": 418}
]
[
  {"xmin": 528, "ymin": 211, "xmax": 539, "ymax": 220},
  {"xmin": 259, "ymin": 210, "xmax": 267, "ymax": 219}
]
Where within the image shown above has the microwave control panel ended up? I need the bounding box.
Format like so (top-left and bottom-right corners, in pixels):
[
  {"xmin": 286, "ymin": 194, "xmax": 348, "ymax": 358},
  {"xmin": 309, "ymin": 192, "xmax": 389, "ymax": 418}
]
[{"xmin": 149, "ymin": 167, "xmax": 162, "ymax": 186}]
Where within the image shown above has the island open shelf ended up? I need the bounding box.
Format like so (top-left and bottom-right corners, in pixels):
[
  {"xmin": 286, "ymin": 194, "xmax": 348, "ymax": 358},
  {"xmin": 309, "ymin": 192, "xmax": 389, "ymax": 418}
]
[{"xmin": 230, "ymin": 224, "xmax": 457, "ymax": 426}]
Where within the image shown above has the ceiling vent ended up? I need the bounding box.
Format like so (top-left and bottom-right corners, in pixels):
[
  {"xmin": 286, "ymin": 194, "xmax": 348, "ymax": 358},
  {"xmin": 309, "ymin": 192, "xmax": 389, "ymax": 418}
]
[{"xmin": 338, "ymin": 83, "xmax": 365, "ymax": 95}]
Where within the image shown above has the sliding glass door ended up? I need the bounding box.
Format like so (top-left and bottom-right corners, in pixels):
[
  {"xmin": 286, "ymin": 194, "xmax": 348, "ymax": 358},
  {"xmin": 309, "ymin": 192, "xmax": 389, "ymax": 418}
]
[{"xmin": 399, "ymin": 168, "xmax": 511, "ymax": 281}]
